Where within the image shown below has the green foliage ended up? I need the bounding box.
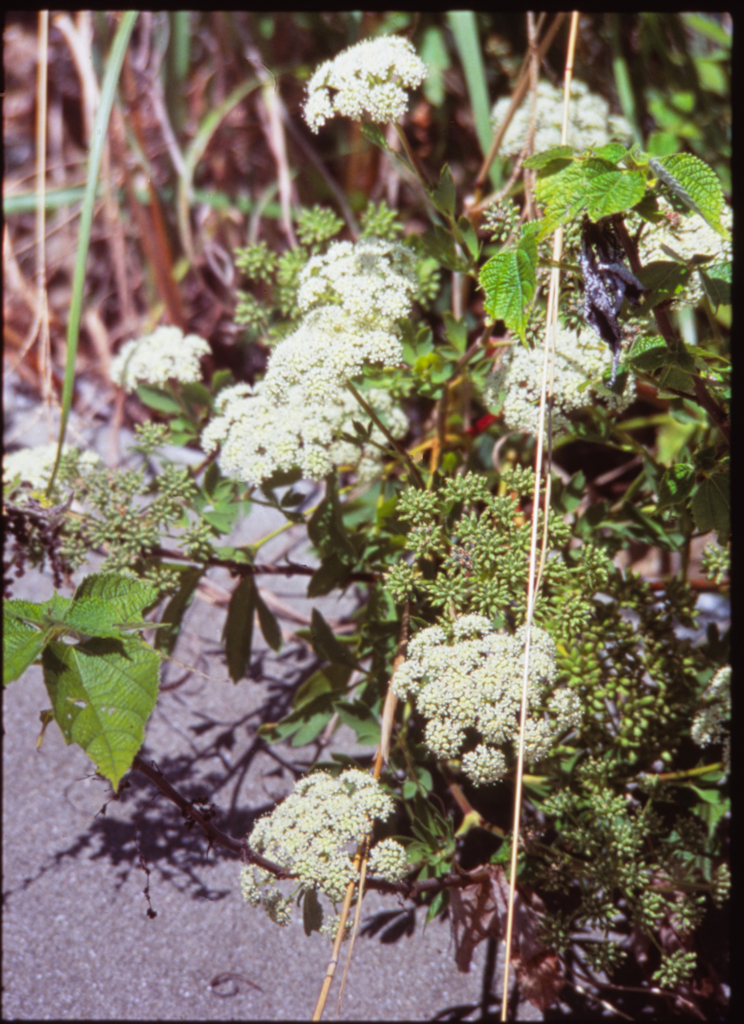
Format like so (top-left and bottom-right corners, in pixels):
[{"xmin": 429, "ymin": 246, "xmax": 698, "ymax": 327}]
[
  {"xmin": 4, "ymin": 574, "xmax": 161, "ymax": 789},
  {"xmin": 4, "ymin": 15, "xmax": 729, "ymax": 1015}
]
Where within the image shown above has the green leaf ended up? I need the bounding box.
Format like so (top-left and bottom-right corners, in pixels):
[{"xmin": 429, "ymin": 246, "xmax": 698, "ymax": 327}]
[
  {"xmin": 309, "ymin": 608, "xmax": 358, "ymax": 668},
  {"xmin": 699, "ymin": 261, "xmax": 731, "ymax": 310},
  {"xmin": 223, "ymin": 575, "xmax": 256, "ymax": 682},
  {"xmin": 649, "ymin": 153, "xmax": 727, "ymax": 235},
  {"xmin": 691, "ymin": 471, "xmax": 730, "ymax": 541},
  {"xmin": 42, "ymin": 634, "xmax": 160, "ymax": 790},
  {"xmin": 360, "ymin": 122, "xmax": 392, "ymax": 154},
  {"xmin": 334, "ymin": 699, "xmax": 381, "ymax": 746},
  {"xmin": 443, "ymin": 311, "xmax": 468, "ymax": 354},
  {"xmin": 429, "ymin": 165, "xmax": 456, "ymax": 219},
  {"xmin": 308, "ymin": 553, "xmax": 350, "ymax": 598},
  {"xmin": 637, "ymin": 260, "xmax": 692, "ymax": 311},
  {"xmin": 523, "ymin": 146, "xmax": 574, "ymax": 170},
  {"xmin": 135, "ymin": 385, "xmax": 181, "ymax": 414},
  {"xmin": 255, "ymin": 589, "xmax": 282, "ymax": 652},
  {"xmin": 479, "ymin": 223, "xmax": 539, "ymax": 340},
  {"xmin": 156, "ymin": 566, "xmax": 203, "ymax": 654},
  {"xmin": 534, "ymin": 158, "xmax": 645, "ymax": 238},
  {"xmin": 179, "ymin": 381, "xmax": 212, "ymax": 408},
  {"xmin": 3, "ymin": 603, "xmax": 57, "ymax": 685},
  {"xmin": 419, "ymin": 224, "xmax": 467, "ymax": 272},
  {"xmin": 457, "ymin": 216, "xmax": 480, "ymax": 260},
  {"xmin": 657, "ymin": 463, "xmax": 696, "ymax": 509},
  {"xmin": 307, "ymin": 474, "xmax": 356, "ymax": 562},
  {"xmin": 629, "ymin": 335, "xmax": 671, "ymax": 371},
  {"xmin": 302, "ymin": 888, "xmax": 324, "ymax": 935},
  {"xmin": 588, "ymin": 142, "xmax": 629, "ymax": 163}
]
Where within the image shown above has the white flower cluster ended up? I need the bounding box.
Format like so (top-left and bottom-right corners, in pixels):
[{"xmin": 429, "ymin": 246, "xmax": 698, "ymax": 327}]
[
  {"xmin": 481, "ymin": 326, "xmax": 637, "ymax": 438},
  {"xmin": 491, "ymin": 79, "xmax": 631, "ymax": 158},
  {"xmin": 240, "ymin": 770, "xmax": 408, "ymax": 928},
  {"xmin": 202, "ymin": 379, "xmax": 407, "ymax": 484},
  {"xmin": 303, "ymin": 35, "xmax": 427, "ymax": 133},
  {"xmin": 639, "ymin": 200, "xmax": 732, "ymax": 307},
  {"xmin": 392, "ymin": 615, "xmax": 580, "ymax": 784},
  {"xmin": 202, "ymin": 239, "xmax": 416, "ymax": 486},
  {"xmin": 3, "ymin": 443, "xmax": 100, "ymax": 493},
  {"xmin": 110, "ymin": 325, "xmax": 210, "ymax": 391},
  {"xmin": 691, "ymin": 665, "xmax": 730, "ymax": 749}
]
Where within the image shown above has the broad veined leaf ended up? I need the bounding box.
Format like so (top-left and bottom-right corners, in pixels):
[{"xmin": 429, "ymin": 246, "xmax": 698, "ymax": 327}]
[
  {"xmin": 135, "ymin": 384, "xmax": 181, "ymax": 414},
  {"xmin": 649, "ymin": 153, "xmax": 728, "ymax": 235},
  {"xmin": 534, "ymin": 158, "xmax": 644, "ymax": 238},
  {"xmin": 691, "ymin": 470, "xmax": 730, "ymax": 541},
  {"xmin": 42, "ymin": 634, "xmax": 160, "ymax": 790},
  {"xmin": 479, "ymin": 223, "xmax": 539, "ymax": 341}
]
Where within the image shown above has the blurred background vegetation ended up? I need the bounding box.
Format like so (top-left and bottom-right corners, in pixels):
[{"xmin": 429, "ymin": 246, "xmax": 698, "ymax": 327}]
[{"xmin": 4, "ymin": 12, "xmax": 730, "ymax": 410}]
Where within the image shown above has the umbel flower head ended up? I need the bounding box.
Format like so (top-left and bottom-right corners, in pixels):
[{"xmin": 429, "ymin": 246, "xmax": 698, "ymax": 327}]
[
  {"xmin": 392, "ymin": 615, "xmax": 581, "ymax": 785},
  {"xmin": 201, "ymin": 379, "xmax": 407, "ymax": 485},
  {"xmin": 201, "ymin": 237, "xmax": 415, "ymax": 487},
  {"xmin": 481, "ymin": 325, "xmax": 636, "ymax": 439},
  {"xmin": 240, "ymin": 769, "xmax": 409, "ymax": 931},
  {"xmin": 303, "ymin": 35, "xmax": 427, "ymax": 132},
  {"xmin": 491, "ymin": 79, "xmax": 631, "ymax": 158},
  {"xmin": 111, "ymin": 325, "xmax": 210, "ymax": 391},
  {"xmin": 3, "ymin": 443, "xmax": 100, "ymax": 496}
]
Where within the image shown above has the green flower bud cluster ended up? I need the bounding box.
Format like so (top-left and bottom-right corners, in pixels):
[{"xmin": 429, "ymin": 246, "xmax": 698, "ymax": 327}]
[
  {"xmin": 700, "ymin": 543, "xmax": 730, "ymax": 586},
  {"xmin": 652, "ymin": 949, "xmax": 697, "ymax": 990},
  {"xmin": 386, "ymin": 469, "xmax": 613, "ymax": 638}
]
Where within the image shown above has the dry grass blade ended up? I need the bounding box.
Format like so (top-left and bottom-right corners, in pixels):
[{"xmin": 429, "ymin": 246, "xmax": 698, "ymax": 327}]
[{"xmin": 499, "ymin": 11, "xmax": 580, "ymax": 1023}]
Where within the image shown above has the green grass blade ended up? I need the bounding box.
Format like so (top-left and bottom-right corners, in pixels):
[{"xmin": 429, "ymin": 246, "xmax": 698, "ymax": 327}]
[
  {"xmin": 47, "ymin": 10, "xmax": 139, "ymax": 494},
  {"xmin": 447, "ymin": 11, "xmax": 501, "ymax": 189}
]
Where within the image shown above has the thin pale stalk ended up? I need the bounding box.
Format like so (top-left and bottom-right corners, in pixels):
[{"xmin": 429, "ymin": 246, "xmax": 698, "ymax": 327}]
[{"xmin": 500, "ymin": 12, "xmax": 580, "ymax": 1022}]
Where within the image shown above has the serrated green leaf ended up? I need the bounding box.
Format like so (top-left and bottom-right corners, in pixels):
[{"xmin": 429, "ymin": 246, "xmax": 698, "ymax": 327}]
[
  {"xmin": 523, "ymin": 146, "xmax": 574, "ymax": 170},
  {"xmin": 691, "ymin": 471, "xmax": 730, "ymax": 541},
  {"xmin": 290, "ymin": 708, "xmax": 334, "ymax": 747},
  {"xmin": 310, "ymin": 608, "xmax": 358, "ymax": 668},
  {"xmin": 587, "ymin": 142, "xmax": 629, "ymax": 163},
  {"xmin": 42, "ymin": 634, "xmax": 160, "ymax": 790},
  {"xmin": 479, "ymin": 224, "xmax": 538, "ymax": 340},
  {"xmin": 585, "ymin": 166, "xmax": 645, "ymax": 220},
  {"xmin": 255, "ymin": 589, "xmax": 282, "ymax": 652},
  {"xmin": 135, "ymin": 385, "xmax": 181, "ymax": 414},
  {"xmin": 657, "ymin": 463, "xmax": 696, "ymax": 509},
  {"xmin": 629, "ymin": 335, "xmax": 671, "ymax": 371},
  {"xmin": 535, "ymin": 159, "xmax": 644, "ymax": 237},
  {"xmin": 303, "ymin": 888, "xmax": 324, "ymax": 935},
  {"xmin": 3, "ymin": 603, "xmax": 57, "ymax": 685},
  {"xmin": 223, "ymin": 575, "xmax": 256, "ymax": 682},
  {"xmin": 650, "ymin": 153, "xmax": 727, "ymax": 235}
]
